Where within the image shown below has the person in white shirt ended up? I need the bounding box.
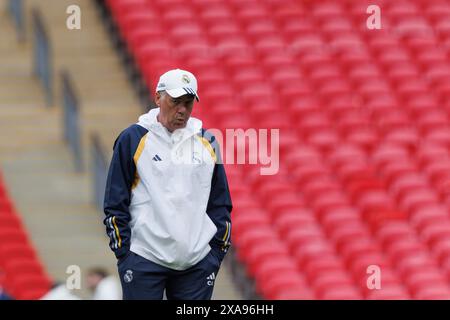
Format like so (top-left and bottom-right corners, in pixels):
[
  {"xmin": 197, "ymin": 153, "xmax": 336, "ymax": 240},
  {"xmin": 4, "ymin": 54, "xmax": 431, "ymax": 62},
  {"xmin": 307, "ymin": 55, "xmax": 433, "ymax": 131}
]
[
  {"xmin": 40, "ymin": 282, "xmax": 81, "ymax": 300},
  {"xmin": 86, "ymin": 267, "xmax": 121, "ymax": 300}
]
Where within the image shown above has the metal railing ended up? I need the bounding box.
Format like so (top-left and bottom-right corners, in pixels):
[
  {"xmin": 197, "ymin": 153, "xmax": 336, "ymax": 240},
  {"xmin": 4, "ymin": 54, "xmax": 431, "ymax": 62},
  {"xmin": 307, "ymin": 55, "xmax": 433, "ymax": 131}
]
[
  {"xmin": 91, "ymin": 134, "xmax": 108, "ymax": 212},
  {"xmin": 61, "ymin": 71, "xmax": 83, "ymax": 172},
  {"xmin": 9, "ymin": 0, "xmax": 25, "ymax": 41},
  {"xmin": 32, "ymin": 8, "xmax": 53, "ymax": 107}
]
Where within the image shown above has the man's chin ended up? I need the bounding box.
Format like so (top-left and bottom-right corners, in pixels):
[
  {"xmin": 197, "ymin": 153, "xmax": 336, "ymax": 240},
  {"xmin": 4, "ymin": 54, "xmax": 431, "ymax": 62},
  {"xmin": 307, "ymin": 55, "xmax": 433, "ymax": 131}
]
[{"xmin": 173, "ymin": 121, "xmax": 187, "ymax": 130}]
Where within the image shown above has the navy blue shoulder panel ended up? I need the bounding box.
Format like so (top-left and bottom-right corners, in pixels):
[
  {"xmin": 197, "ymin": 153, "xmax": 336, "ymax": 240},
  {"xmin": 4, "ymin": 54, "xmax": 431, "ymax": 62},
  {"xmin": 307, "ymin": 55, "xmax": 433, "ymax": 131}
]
[
  {"xmin": 103, "ymin": 124, "xmax": 148, "ymax": 259},
  {"xmin": 199, "ymin": 128, "xmax": 223, "ymax": 163}
]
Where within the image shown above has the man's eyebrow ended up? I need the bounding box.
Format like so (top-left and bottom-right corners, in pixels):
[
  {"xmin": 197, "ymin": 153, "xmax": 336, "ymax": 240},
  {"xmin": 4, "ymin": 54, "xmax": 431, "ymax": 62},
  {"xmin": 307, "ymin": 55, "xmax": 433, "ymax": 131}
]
[{"xmin": 179, "ymin": 96, "xmax": 195, "ymax": 102}]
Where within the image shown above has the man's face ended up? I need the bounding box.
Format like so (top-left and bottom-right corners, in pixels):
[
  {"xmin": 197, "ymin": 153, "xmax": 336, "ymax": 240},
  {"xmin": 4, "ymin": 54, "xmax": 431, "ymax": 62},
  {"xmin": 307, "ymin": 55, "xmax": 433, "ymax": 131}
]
[{"xmin": 156, "ymin": 92, "xmax": 195, "ymax": 132}]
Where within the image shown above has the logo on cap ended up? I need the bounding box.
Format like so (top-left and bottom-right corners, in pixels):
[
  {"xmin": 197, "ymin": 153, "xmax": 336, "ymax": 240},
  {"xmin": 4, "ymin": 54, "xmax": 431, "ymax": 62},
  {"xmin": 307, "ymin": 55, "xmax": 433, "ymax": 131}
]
[{"xmin": 182, "ymin": 74, "xmax": 191, "ymax": 84}]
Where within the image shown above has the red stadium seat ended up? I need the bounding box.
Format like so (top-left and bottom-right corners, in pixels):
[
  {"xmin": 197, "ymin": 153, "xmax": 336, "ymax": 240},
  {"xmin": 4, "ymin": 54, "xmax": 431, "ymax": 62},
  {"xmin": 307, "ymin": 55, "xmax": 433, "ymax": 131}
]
[
  {"xmin": 310, "ymin": 192, "xmax": 349, "ymax": 220},
  {"xmin": 285, "ymin": 226, "xmax": 324, "ymax": 250},
  {"xmin": 398, "ymin": 189, "xmax": 439, "ymax": 215},
  {"xmin": 302, "ymin": 180, "xmax": 342, "ymax": 205},
  {"xmin": 0, "ymin": 214, "xmax": 22, "ymax": 229},
  {"xmin": 292, "ymin": 240, "xmax": 336, "ymax": 269},
  {"xmin": 273, "ymin": 287, "xmax": 315, "ymax": 300},
  {"xmin": 3, "ymin": 258, "xmax": 45, "ymax": 276},
  {"xmin": 321, "ymin": 207, "xmax": 361, "ymax": 231},
  {"xmin": 233, "ymin": 227, "xmax": 279, "ymax": 263},
  {"xmin": 232, "ymin": 211, "xmax": 270, "ymax": 239},
  {"xmin": 281, "ymin": 17, "xmax": 314, "ymax": 40},
  {"xmin": 200, "ymin": 4, "xmax": 233, "ymax": 26},
  {"xmin": 339, "ymin": 239, "xmax": 382, "ymax": 267},
  {"xmin": 257, "ymin": 271, "xmax": 307, "ymax": 300},
  {"xmin": 303, "ymin": 255, "xmax": 346, "ymax": 283},
  {"xmin": 17, "ymin": 288, "xmax": 49, "ymax": 300},
  {"xmin": 431, "ymin": 237, "xmax": 450, "ymax": 263},
  {"xmin": 313, "ymin": 271, "xmax": 357, "ymax": 299},
  {"xmin": 366, "ymin": 285, "xmax": 410, "ymax": 300},
  {"xmin": 421, "ymin": 223, "xmax": 450, "ymax": 247},
  {"xmin": 118, "ymin": 12, "xmax": 159, "ymax": 42},
  {"xmin": 0, "ymin": 197, "xmax": 14, "ymax": 214},
  {"xmin": 319, "ymin": 286, "xmax": 362, "ymax": 300},
  {"xmin": 253, "ymin": 257, "xmax": 299, "ymax": 285},
  {"xmin": 0, "ymin": 227, "xmax": 29, "ymax": 245},
  {"xmin": 108, "ymin": 0, "xmax": 149, "ymax": 19},
  {"xmin": 0, "ymin": 243, "xmax": 37, "ymax": 262},
  {"xmin": 9, "ymin": 274, "xmax": 52, "ymax": 300},
  {"xmin": 414, "ymin": 286, "xmax": 450, "ymax": 300},
  {"xmin": 274, "ymin": 210, "xmax": 317, "ymax": 236}
]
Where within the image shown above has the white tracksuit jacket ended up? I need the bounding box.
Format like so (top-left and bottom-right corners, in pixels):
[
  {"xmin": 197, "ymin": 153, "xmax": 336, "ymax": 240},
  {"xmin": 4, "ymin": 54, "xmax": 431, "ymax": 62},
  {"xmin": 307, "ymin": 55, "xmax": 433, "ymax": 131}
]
[{"xmin": 103, "ymin": 108, "xmax": 232, "ymax": 270}]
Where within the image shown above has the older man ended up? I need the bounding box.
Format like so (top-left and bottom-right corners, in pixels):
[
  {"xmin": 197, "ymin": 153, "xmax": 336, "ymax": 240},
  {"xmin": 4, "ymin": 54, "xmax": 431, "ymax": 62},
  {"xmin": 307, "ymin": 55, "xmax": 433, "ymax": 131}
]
[{"xmin": 103, "ymin": 69, "xmax": 232, "ymax": 300}]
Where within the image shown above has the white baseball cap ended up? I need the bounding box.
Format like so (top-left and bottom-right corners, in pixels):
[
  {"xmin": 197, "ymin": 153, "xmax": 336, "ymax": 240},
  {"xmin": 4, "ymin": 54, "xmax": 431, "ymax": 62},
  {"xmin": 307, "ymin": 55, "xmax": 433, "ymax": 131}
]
[{"xmin": 155, "ymin": 69, "xmax": 200, "ymax": 102}]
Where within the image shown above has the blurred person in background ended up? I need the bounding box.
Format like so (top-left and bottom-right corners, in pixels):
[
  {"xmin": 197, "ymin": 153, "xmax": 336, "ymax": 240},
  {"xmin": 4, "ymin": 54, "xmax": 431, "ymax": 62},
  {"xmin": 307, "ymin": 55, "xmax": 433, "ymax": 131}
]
[
  {"xmin": 103, "ymin": 69, "xmax": 232, "ymax": 300},
  {"xmin": 40, "ymin": 281, "xmax": 81, "ymax": 300},
  {"xmin": 86, "ymin": 267, "xmax": 121, "ymax": 300}
]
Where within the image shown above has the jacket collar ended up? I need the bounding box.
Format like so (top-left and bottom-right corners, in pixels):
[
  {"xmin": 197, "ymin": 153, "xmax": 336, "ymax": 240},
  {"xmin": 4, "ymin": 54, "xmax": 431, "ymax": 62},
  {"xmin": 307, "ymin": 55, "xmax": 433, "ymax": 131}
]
[{"xmin": 137, "ymin": 108, "xmax": 202, "ymax": 144}]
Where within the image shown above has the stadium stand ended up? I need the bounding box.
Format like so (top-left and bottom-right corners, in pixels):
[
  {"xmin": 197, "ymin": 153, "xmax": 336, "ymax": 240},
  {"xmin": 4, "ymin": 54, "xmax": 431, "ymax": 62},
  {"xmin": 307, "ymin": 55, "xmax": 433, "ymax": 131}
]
[{"xmin": 100, "ymin": 0, "xmax": 450, "ymax": 299}]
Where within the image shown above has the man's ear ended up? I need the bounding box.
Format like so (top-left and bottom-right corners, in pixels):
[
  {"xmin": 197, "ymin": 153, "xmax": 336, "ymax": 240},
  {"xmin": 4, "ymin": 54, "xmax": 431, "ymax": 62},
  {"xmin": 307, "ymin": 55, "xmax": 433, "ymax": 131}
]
[{"xmin": 155, "ymin": 92, "xmax": 161, "ymax": 107}]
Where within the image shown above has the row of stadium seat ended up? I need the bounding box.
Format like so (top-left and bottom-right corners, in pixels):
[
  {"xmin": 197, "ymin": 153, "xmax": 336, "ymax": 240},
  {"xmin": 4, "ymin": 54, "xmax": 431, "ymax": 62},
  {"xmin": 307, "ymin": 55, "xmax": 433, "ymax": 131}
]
[
  {"xmin": 0, "ymin": 172, "xmax": 52, "ymax": 300},
  {"xmin": 106, "ymin": 0, "xmax": 450, "ymax": 299}
]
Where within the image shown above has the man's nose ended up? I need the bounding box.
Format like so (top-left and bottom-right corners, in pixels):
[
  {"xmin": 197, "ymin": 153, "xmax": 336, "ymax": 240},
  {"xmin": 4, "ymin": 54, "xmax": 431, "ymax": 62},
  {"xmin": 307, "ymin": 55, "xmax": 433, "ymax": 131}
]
[{"xmin": 177, "ymin": 103, "xmax": 188, "ymax": 112}]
